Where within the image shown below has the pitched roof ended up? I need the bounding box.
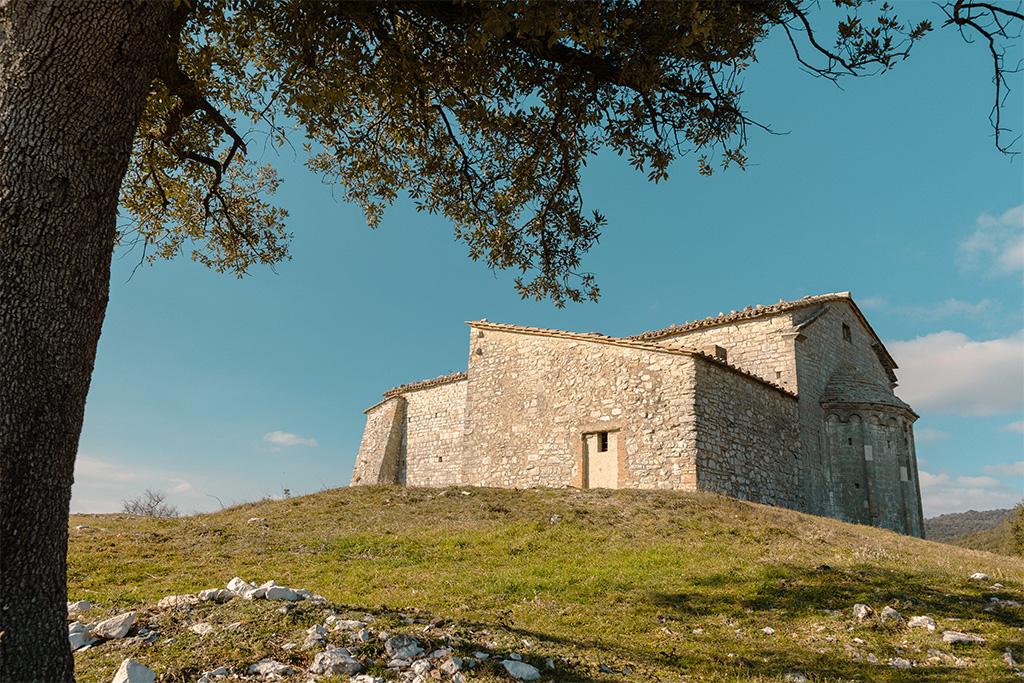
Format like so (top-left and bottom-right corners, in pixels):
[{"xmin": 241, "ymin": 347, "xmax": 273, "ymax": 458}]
[
  {"xmin": 467, "ymin": 320, "xmax": 796, "ymax": 398},
  {"xmin": 628, "ymin": 291, "xmax": 898, "ymax": 370}
]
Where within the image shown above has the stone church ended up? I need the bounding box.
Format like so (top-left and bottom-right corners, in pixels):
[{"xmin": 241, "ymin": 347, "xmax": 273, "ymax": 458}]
[{"xmin": 351, "ymin": 292, "xmax": 924, "ymax": 537}]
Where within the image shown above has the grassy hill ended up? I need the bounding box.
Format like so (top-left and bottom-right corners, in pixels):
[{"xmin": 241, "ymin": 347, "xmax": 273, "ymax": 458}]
[{"xmin": 68, "ymin": 486, "xmax": 1023, "ymax": 682}]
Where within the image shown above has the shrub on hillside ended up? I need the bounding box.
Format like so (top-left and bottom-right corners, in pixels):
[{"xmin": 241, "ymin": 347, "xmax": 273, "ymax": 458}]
[{"xmin": 122, "ymin": 489, "xmax": 179, "ymax": 518}]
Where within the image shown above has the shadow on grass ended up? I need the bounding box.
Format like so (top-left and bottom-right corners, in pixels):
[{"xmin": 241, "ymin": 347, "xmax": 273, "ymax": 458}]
[{"xmin": 649, "ymin": 563, "xmax": 1022, "ymax": 628}]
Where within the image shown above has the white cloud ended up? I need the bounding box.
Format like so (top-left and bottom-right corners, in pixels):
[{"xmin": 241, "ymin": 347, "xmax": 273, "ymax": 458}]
[
  {"xmin": 857, "ymin": 296, "xmax": 886, "ymax": 310},
  {"xmin": 72, "ymin": 454, "xmax": 206, "ymax": 514},
  {"xmin": 888, "ymin": 330, "xmax": 1024, "ymax": 416},
  {"xmin": 263, "ymin": 430, "xmax": 318, "ymax": 448},
  {"xmin": 920, "ymin": 467, "xmax": 1023, "ymax": 516},
  {"xmin": 905, "ymin": 298, "xmax": 994, "ymax": 320},
  {"xmin": 915, "ymin": 426, "xmax": 951, "ymax": 443},
  {"xmin": 959, "ymin": 204, "xmax": 1024, "ymax": 275},
  {"xmin": 1002, "ymin": 421, "xmax": 1024, "ymax": 433},
  {"xmin": 983, "ymin": 461, "xmax": 1024, "ymax": 476}
]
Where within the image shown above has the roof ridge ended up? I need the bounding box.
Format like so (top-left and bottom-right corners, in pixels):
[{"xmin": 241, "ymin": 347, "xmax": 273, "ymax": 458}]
[
  {"xmin": 467, "ymin": 320, "xmax": 796, "ymax": 398},
  {"xmin": 383, "ymin": 371, "xmax": 468, "ymax": 398},
  {"xmin": 629, "ymin": 292, "xmax": 852, "ymax": 341}
]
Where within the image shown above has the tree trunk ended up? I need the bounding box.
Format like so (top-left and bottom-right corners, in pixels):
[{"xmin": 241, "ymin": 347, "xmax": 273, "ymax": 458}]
[{"xmin": 0, "ymin": 2, "xmax": 178, "ymax": 680}]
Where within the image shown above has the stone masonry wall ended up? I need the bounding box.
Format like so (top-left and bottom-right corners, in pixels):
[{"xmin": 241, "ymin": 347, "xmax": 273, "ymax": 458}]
[
  {"xmin": 795, "ymin": 301, "xmax": 922, "ymax": 534},
  {"xmin": 399, "ymin": 379, "xmax": 468, "ymax": 486},
  {"xmin": 350, "ymin": 397, "xmax": 405, "ymax": 485},
  {"xmin": 460, "ymin": 327, "xmax": 700, "ymax": 489},
  {"xmin": 655, "ymin": 315, "xmax": 798, "ymax": 390},
  {"xmin": 693, "ymin": 359, "xmax": 802, "ymax": 509}
]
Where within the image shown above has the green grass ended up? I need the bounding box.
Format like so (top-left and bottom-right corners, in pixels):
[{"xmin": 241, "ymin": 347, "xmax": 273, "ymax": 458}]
[{"xmin": 68, "ymin": 486, "xmax": 1024, "ymax": 682}]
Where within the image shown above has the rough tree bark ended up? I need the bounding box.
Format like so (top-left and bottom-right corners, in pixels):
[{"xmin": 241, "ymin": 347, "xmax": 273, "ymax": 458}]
[{"xmin": 0, "ymin": 2, "xmax": 179, "ymax": 680}]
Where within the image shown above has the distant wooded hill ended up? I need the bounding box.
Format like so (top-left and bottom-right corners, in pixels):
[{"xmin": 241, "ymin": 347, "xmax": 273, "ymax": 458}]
[{"xmin": 926, "ymin": 505, "xmax": 1024, "ymax": 556}]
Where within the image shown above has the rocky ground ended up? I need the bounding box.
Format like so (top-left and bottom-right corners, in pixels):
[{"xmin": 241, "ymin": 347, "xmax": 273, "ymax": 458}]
[{"xmin": 68, "ymin": 486, "xmax": 1024, "ymax": 682}]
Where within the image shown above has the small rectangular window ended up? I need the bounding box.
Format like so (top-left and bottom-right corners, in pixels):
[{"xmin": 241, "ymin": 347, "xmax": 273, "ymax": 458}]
[
  {"xmin": 598, "ymin": 431, "xmax": 609, "ymax": 452},
  {"xmin": 900, "ymin": 466, "xmax": 909, "ymax": 482},
  {"xmin": 842, "ymin": 323, "xmax": 852, "ymax": 342}
]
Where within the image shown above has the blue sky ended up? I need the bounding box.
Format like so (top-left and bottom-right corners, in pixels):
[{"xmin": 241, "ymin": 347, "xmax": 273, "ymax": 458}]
[{"xmin": 73, "ymin": 12, "xmax": 1023, "ymax": 517}]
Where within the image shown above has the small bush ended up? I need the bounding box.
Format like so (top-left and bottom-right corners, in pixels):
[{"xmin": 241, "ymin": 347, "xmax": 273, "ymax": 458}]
[{"xmin": 122, "ymin": 489, "xmax": 179, "ymax": 518}]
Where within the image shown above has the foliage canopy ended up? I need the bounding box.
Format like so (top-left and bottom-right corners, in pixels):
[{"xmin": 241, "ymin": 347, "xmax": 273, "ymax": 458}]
[{"xmin": 121, "ymin": 0, "xmax": 1018, "ymax": 305}]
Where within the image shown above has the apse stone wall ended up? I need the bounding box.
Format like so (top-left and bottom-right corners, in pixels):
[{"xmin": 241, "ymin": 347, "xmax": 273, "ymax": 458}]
[
  {"xmin": 693, "ymin": 359, "xmax": 802, "ymax": 509},
  {"xmin": 792, "ymin": 300, "xmax": 921, "ymax": 529},
  {"xmin": 399, "ymin": 379, "xmax": 468, "ymax": 486},
  {"xmin": 460, "ymin": 326, "xmax": 702, "ymax": 489}
]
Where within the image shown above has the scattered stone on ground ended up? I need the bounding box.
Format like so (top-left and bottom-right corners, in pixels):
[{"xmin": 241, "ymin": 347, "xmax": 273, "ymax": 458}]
[
  {"xmin": 889, "ymin": 657, "xmax": 913, "ymax": 669},
  {"xmin": 501, "ymin": 659, "xmax": 541, "ymax": 681},
  {"xmin": 156, "ymin": 594, "xmax": 199, "ymax": 610},
  {"xmin": 189, "ymin": 622, "xmax": 216, "ymax": 636},
  {"xmin": 852, "ymin": 604, "xmax": 873, "ymax": 621},
  {"xmin": 246, "ymin": 658, "xmax": 297, "ymax": 677},
  {"xmin": 198, "ymin": 588, "xmax": 234, "ymax": 603},
  {"xmin": 67, "ymin": 600, "xmax": 92, "ymax": 615},
  {"xmin": 782, "ymin": 673, "xmax": 809, "ymax": 683},
  {"xmin": 761, "ymin": 626, "xmax": 776, "ymax": 635},
  {"xmin": 310, "ymin": 646, "xmax": 363, "ymax": 675},
  {"xmin": 1006, "ymin": 648, "xmax": 1019, "ymax": 667},
  {"xmin": 880, "ymin": 606, "xmax": 904, "ymax": 626},
  {"xmin": 908, "ymin": 615, "xmax": 936, "ymax": 631},
  {"xmin": 264, "ymin": 585, "xmax": 300, "ymax": 601},
  {"xmin": 92, "ymin": 612, "xmax": 136, "ymax": 640},
  {"xmin": 111, "ymin": 658, "xmax": 155, "ymax": 683},
  {"xmin": 969, "ymin": 572, "xmax": 989, "ymax": 581},
  {"xmin": 385, "ymin": 634, "xmax": 424, "ymax": 659},
  {"xmin": 942, "ymin": 630, "xmax": 987, "ymax": 645}
]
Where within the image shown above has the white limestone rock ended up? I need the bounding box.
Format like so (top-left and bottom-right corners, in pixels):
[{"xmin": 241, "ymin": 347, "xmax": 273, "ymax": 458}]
[
  {"xmin": 385, "ymin": 634, "xmax": 424, "ymax": 659},
  {"xmin": 246, "ymin": 659, "xmax": 297, "ymax": 677},
  {"xmin": 350, "ymin": 676, "xmax": 385, "ymax": 683},
  {"xmin": 264, "ymin": 585, "xmax": 300, "ymax": 601},
  {"xmin": 68, "ymin": 621, "xmax": 95, "ymax": 651},
  {"xmin": 245, "ymin": 580, "xmax": 277, "ymax": 600},
  {"xmin": 852, "ymin": 603, "xmax": 873, "ymax": 621},
  {"xmin": 889, "ymin": 657, "xmax": 913, "ymax": 669},
  {"xmin": 301, "ymin": 623, "xmax": 327, "ymax": 649},
  {"xmin": 201, "ymin": 666, "xmax": 229, "ymax": 679},
  {"xmin": 761, "ymin": 626, "xmax": 776, "ymax": 635},
  {"xmin": 189, "ymin": 622, "xmax": 216, "ymax": 636},
  {"xmin": 969, "ymin": 572, "xmax": 989, "ymax": 581},
  {"xmin": 908, "ymin": 615, "xmax": 936, "ymax": 631},
  {"xmin": 782, "ymin": 673, "xmax": 808, "ymax": 683},
  {"xmin": 226, "ymin": 577, "xmax": 254, "ymax": 595},
  {"xmin": 91, "ymin": 612, "xmax": 136, "ymax": 640},
  {"xmin": 309, "ymin": 649, "xmax": 363, "ymax": 676},
  {"xmin": 198, "ymin": 588, "xmax": 234, "ymax": 603},
  {"xmin": 157, "ymin": 594, "xmax": 198, "ymax": 610},
  {"xmin": 111, "ymin": 658, "xmax": 156, "ymax": 683},
  {"xmin": 67, "ymin": 600, "xmax": 92, "ymax": 615},
  {"xmin": 501, "ymin": 660, "xmax": 541, "ymax": 681},
  {"xmin": 943, "ymin": 630, "xmax": 987, "ymax": 645},
  {"xmin": 880, "ymin": 606, "xmax": 904, "ymax": 625}
]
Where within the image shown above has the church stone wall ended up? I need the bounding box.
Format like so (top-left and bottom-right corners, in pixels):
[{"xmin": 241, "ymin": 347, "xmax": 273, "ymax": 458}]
[
  {"xmin": 350, "ymin": 397, "xmax": 404, "ymax": 485},
  {"xmin": 656, "ymin": 315, "xmax": 798, "ymax": 390},
  {"xmin": 460, "ymin": 327, "xmax": 700, "ymax": 489},
  {"xmin": 693, "ymin": 360, "xmax": 802, "ymax": 509},
  {"xmin": 399, "ymin": 379, "xmax": 468, "ymax": 486}
]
